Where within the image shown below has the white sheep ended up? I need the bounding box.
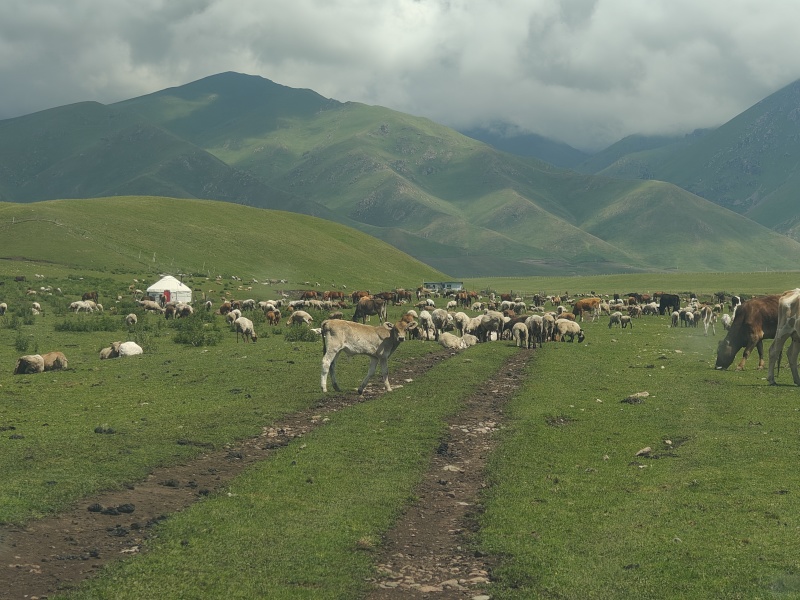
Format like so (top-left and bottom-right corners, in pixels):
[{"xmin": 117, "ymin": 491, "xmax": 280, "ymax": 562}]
[
  {"xmin": 438, "ymin": 332, "xmax": 468, "ymax": 350},
  {"xmin": 125, "ymin": 313, "xmax": 138, "ymax": 327},
  {"xmin": 554, "ymin": 319, "xmax": 585, "ymax": 342},
  {"xmin": 511, "ymin": 322, "xmax": 528, "ymax": 347},
  {"xmin": 0, "ymin": 302, "xmax": 7, "ymax": 316},
  {"xmin": 118, "ymin": 341, "xmax": 143, "ymax": 356},
  {"xmin": 620, "ymin": 315, "xmax": 633, "ymax": 328},
  {"xmin": 418, "ymin": 310, "xmax": 436, "ymax": 341},
  {"xmin": 234, "ymin": 317, "xmax": 258, "ymax": 342},
  {"xmin": 608, "ymin": 311, "xmax": 623, "ymax": 328},
  {"xmin": 286, "ymin": 310, "xmax": 314, "ymax": 326},
  {"xmin": 14, "ymin": 354, "xmax": 45, "ymax": 374}
]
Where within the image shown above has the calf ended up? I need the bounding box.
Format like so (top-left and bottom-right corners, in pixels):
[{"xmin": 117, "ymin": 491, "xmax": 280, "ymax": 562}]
[
  {"xmin": 716, "ymin": 294, "xmax": 779, "ymax": 370},
  {"xmin": 321, "ymin": 318, "xmax": 417, "ymax": 394},
  {"xmin": 768, "ymin": 289, "xmax": 800, "ymax": 385}
]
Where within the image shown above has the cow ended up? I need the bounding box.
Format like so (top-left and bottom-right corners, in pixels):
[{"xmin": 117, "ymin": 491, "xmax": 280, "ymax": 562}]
[
  {"xmin": 321, "ymin": 318, "xmax": 417, "ymax": 394},
  {"xmin": 659, "ymin": 293, "xmax": 680, "ymax": 315},
  {"xmin": 715, "ymin": 294, "xmax": 779, "ymax": 371},
  {"xmin": 352, "ymin": 297, "xmax": 387, "ymax": 323},
  {"xmin": 82, "ymin": 291, "xmax": 99, "ymax": 303},
  {"xmin": 572, "ymin": 297, "xmax": 601, "ymax": 322},
  {"xmin": 768, "ymin": 289, "xmax": 800, "ymax": 385}
]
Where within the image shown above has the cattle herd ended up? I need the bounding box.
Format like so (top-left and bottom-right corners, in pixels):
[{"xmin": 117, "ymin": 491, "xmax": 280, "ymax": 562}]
[{"xmin": 6, "ymin": 281, "xmax": 800, "ymax": 391}]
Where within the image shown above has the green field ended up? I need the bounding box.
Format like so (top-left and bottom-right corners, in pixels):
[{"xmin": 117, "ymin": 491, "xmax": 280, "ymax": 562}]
[{"xmin": 2, "ymin": 265, "xmax": 800, "ymax": 598}]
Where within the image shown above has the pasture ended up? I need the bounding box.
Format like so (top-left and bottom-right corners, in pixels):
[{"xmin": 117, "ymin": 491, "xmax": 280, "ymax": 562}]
[{"xmin": 2, "ymin": 271, "xmax": 800, "ymax": 598}]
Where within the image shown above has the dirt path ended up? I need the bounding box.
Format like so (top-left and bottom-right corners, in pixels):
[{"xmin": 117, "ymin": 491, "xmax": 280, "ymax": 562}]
[
  {"xmin": 367, "ymin": 350, "xmax": 530, "ymax": 599},
  {"xmin": 0, "ymin": 348, "xmax": 530, "ymax": 599}
]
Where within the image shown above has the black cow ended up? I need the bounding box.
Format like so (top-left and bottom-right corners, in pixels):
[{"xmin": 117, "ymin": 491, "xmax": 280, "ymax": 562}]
[{"xmin": 658, "ymin": 294, "xmax": 680, "ymax": 315}]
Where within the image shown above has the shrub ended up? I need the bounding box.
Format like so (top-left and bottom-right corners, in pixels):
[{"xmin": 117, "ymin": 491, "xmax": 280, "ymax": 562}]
[
  {"xmin": 54, "ymin": 316, "xmax": 121, "ymax": 332},
  {"xmin": 14, "ymin": 329, "xmax": 30, "ymax": 353},
  {"xmin": 172, "ymin": 314, "xmax": 222, "ymax": 346},
  {"xmin": 283, "ymin": 325, "xmax": 320, "ymax": 343}
]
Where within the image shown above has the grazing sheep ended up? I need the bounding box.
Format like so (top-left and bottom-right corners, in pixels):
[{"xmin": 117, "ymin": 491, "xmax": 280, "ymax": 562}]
[
  {"xmin": 234, "ymin": 317, "xmax": 258, "ymax": 342},
  {"xmin": 139, "ymin": 299, "xmax": 165, "ymax": 313},
  {"xmin": 554, "ymin": 319, "xmax": 585, "ymax": 343},
  {"xmin": 226, "ymin": 311, "xmax": 238, "ymax": 327},
  {"xmin": 14, "ymin": 354, "xmax": 45, "ymax": 374},
  {"xmin": 0, "ymin": 302, "xmax": 6, "ymax": 316},
  {"xmin": 621, "ymin": 315, "xmax": 633, "ymax": 329},
  {"xmin": 511, "ymin": 322, "xmax": 528, "ymax": 347},
  {"xmin": 118, "ymin": 341, "xmax": 143, "ymax": 356},
  {"xmin": 418, "ymin": 310, "xmax": 436, "ymax": 341},
  {"xmin": 204, "ymin": 300, "xmax": 213, "ymax": 311},
  {"xmin": 608, "ymin": 311, "xmax": 623, "ymax": 328},
  {"xmin": 176, "ymin": 303, "xmax": 194, "ymax": 318},
  {"xmin": 286, "ymin": 310, "xmax": 314, "ymax": 326},
  {"xmin": 41, "ymin": 351, "xmax": 68, "ymax": 371},
  {"xmin": 525, "ymin": 314, "xmax": 544, "ymax": 348},
  {"xmin": 265, "ymin": 309, "xmax": 281, "ymax": 326},
  {"xmin": 125, "ymin": 313, "xmax": 138, "ymax": 326},
  {"xmin": 671, "ymin": 311, "xmax": 680, "ymax": 327}
]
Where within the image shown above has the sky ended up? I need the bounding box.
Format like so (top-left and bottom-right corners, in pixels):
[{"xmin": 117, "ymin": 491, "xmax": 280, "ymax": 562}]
[{"xmin": 2, "ymin": 0, "xmax": 799, "ymax": 151}]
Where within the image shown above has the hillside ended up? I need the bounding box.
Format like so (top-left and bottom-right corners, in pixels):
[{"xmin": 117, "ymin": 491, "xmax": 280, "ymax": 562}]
[
  {"xmin": 0, "ymin": 197, "xmax": 446, "ymax": 289},
  {"xmin": 1, "ymin": 72, "xmax": 799, "ymax": 275}
]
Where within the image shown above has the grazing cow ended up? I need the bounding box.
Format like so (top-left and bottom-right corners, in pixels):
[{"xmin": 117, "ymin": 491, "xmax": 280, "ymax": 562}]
[
  {"xmin": 716, "ymin": 294, "xmax": 779, "ymax": 370},
  {"xmin": 572, "ymin": 297, "xmax": 601, "ymax": 322},
  {"xmin": 768, "ymin": 289, "xmax": 800, "ymax": 385},
  {"xmin": 659, "ymin": 293, "xmax": 680, "ymax": 315},
  {"xmin": 321, "ymin": 318, "xmax": 417, "ymax": 394},
  {"xmin": 352, "ymin": 297, "xmax": 387, "ymax": 323}
]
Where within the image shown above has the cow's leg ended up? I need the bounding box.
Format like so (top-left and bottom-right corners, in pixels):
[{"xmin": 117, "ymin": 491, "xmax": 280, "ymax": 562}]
[
  {"xmin": 358, "ymin": 357, "xmax": 380, "ymax": 395},
  {"xmin": 379, "ymin": 357, "xmax": 393, "ymax": 392},
  {"xmin": 321, "ymin": 350, "xmax": 341, "ymax": 393},
  {"xmin": 788, "ymin": 338, "xmax": 800, "ymax": 386},
  {"xmin": 768, "ymin": 333, "xmax": 791, "ymax": 385}
]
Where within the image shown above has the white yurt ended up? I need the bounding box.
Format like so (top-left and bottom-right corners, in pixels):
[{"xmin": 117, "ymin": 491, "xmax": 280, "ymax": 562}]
[{"xmin": 146, "ymin": 275, "xmax": 192, "ymax": 305}]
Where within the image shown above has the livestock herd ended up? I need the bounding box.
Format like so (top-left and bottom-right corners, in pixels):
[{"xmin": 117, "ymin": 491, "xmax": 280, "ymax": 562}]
[{"xmin": 6, "ymin": 281, "xmax": 800, "ymax": 392}]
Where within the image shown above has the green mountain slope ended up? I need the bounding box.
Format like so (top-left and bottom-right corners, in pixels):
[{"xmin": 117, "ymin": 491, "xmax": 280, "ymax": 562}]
[
  {"xmin": 0, "ymin": 197, "xmax": 446, "ymax": 288},
  {"xmin": 2, "ymin": 72, "xmax": 799, "ymax": 275}
]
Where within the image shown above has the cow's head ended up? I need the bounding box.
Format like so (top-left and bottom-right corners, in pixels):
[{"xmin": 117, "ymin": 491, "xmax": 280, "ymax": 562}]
[
  {"xmin": 715, "ymin": 337, "xmax": 738, "ymax": 370},
  {"xmin": 386, "ymin": 319, "xmax": 417, "ymax": 343}
]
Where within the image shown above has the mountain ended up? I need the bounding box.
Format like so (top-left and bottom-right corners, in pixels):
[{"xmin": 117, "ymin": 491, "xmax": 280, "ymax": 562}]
[
  {"xmin": 459, "ymin": 124, "xmax": 588, "ymax": 168},
  {"xmin": 1, "ymin": 71, "xmax": 799, "ymax": 276}
]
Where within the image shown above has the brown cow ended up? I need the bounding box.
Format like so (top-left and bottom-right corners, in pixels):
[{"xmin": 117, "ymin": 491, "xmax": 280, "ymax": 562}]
[
  {"xmin": 715, "ymin": 294, "xmax": 779, "ymax": 370},
  {"xmin": 300, "ymin": 290, "xmax": 318, "ymax": 300},
  {"xmin": 572, "ymin": 298, "xmax": 601, "ymax": 322},
  {"xmin": 353, "ymin": 297, "xmax": 387, "ymax": 323}
]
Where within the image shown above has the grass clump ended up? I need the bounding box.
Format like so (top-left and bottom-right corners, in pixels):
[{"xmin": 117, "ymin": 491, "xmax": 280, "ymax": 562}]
[{"xmin": 283, "ymin": 325, "xmax": 319, "ymax": 342}]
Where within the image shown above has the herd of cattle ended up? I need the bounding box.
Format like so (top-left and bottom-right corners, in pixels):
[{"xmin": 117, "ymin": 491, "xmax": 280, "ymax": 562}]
[{"xmin": 7, "ymin": 283, "xmax": 800, "ymax": 391}]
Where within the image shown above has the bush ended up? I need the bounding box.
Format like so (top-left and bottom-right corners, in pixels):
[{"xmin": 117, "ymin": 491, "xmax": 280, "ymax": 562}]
[
  {"xmin": 14, "ymin": 329, "xmax": 30, "ymax": 353},
  {"xmin": 54, "ymin": 316, "xmax": 121, "ymax": 332},
  {"xmin": 172, "ymin": 314, "xmax": 222, "ymax": 346},
  {"xmin": 284, "ymin": 325, "xmax": 320, "ymax": 343}
]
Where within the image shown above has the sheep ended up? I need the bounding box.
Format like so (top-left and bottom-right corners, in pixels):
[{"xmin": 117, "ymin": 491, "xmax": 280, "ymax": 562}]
[
  {"xmin": 511, "ymin": 322, "xmax": 528, "ymax": 347},
  {"xmin": 125, "ymin": 313, "xmax": 138, "ymax": 327},
  {"xmin": 0, "ymin": 302, "xmax": 7, "ymax": 316},
  {"xmin": 234, "ymin": 317, "xmax": 258, "ymax": 342},
  {"xmin": 671, "ymin": 311, "xmax": 680, "ymax": 327},
  {"xmin": 204, "ymin": 300, "xmax": 213, "ymax": 311},
  {"xmin": 99, "ymin": 342, "xmax": 121, "ymax": 360},
  {"xmin": 139, "ymin": 299, "xmax": 165, "ymax": 313},
  {"xmin": 525, "ymin": 314, "xmax": 544, "ymax": 348},
  {"xmin": 286, "ymin": 310, "xmax": 314, "ymax": 326},
  {"xmin": 439, "ymin": 332, "xmax": 468, "ymax": 350},
  {"xmin": 461, "ymin": 334, "xmax": 479, "ymax": 348},
  {"xmin": 608, "ymin": 311, "xmax": 623, "ymax": 328},
  {"xmin": 118, "ymin": 341, "xmax": 143, "ymax": 356},
  {"xmin": 430, "ymin": 308, "xmax": 454, "ymax": 339},
  {"xmin": 41, "ymin": 351, "xmax": 68, "ymax": 371},
  {"xmin": 175, "ymin": 303, "xmax": 193, "ymax": 318},
  {"xmin": 554, "ymin": 319, "xmax": 585, "ymax": 343},
  {"xmin": 226, "ymin": 311, "xmax": 238, "ymax": 328},
  {"xmin": 418, "ymin": 310, "xmax": 436, "ymax": 341},
  {"xmin": 621, "ymin": 315, "xmax": 633, "ymax": 328},
  {"xmin": 721, "ymin": 313, "xmax": 732, "ymax": 330},
  {"xmin": 14, "ymin": 354, "xmax": 45, "ymax": 374},
  {"xmin": 266, "ymin": 309, "xmax": 281, "ymax": 326}
]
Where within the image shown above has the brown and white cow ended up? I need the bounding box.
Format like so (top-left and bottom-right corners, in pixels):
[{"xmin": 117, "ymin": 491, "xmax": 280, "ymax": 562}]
[
  {"xmin": 768, "ymin": 289, "xmax": 800, "ymax": 385},
  {"xmin": 321, "ymin": 318, "xmax": 417, "ymax": 394},
  {"xmin": 715, "ymin": 294, "xmax": 779, "ymax": 370}
]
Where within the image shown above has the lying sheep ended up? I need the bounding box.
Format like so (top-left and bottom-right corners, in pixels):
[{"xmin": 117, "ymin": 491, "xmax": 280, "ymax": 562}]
[
  {"xmin": 14, "ymin": 354, "xmax": 45, "ymax": 374},
  {"xmin": 41, "ymin": 351, "xmax": 68, "ymax": 371},
  {"xmin": 118, "ymin": 341, "xmax": 143, "ymax": 356},
  {"xmin": 438, "ymin": 332, "xmax": 468, "ymax": 350},
  {"xmin": 461, "ymin": 334, "xmax": 479, "ymax": 348},
  {"xmin": 234, "ymin": 316, "xmax": 258, "ymax": 342},
  {"xmin": 99, "ymin": 342, "xmax": 120, "ymax": 360}
]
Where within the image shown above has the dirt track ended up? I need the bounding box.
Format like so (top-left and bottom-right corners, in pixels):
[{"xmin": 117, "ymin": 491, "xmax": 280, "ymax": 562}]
[{"xmin": 0, "ymin": 348, "xmax": 530, "ymax": 599}]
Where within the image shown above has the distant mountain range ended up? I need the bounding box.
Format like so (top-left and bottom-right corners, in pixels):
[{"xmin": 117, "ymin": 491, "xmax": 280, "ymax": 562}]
[{"xmin": 1, "ymin": 71, "xmax": 799, "ymax": 276}]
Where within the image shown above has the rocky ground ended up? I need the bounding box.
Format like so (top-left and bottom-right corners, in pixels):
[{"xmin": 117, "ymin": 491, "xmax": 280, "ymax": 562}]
[{"xmin": 0, "ymin": 348, "xmax": 530, "ymax": 599}]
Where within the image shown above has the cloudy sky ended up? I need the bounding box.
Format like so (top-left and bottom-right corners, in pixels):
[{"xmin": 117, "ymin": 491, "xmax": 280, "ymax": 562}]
[{"xmin": 2, "ymin": 0, "xmax": 798, "ymax": 150}]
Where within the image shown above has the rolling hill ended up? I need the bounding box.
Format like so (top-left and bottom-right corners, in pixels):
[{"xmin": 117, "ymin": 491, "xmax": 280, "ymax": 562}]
[
  {"xmin": 0, "ymin": 197, "xmax": 446, "ymax": 289},
  {"xmin": 1, "ymin": 72, "xmax": 799, "ymax": 276}
]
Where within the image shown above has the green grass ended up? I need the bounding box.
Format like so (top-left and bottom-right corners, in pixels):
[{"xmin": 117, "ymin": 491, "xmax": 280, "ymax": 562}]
[{"xmin": 479, "ymin": 314, "xmax": 800, "ymax": 598}]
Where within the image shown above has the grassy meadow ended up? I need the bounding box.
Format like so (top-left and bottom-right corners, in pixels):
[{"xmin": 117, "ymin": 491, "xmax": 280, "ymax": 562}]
[{"xmin": 2, "ymin": 259, "xmax": 800, "ymax": 597}]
